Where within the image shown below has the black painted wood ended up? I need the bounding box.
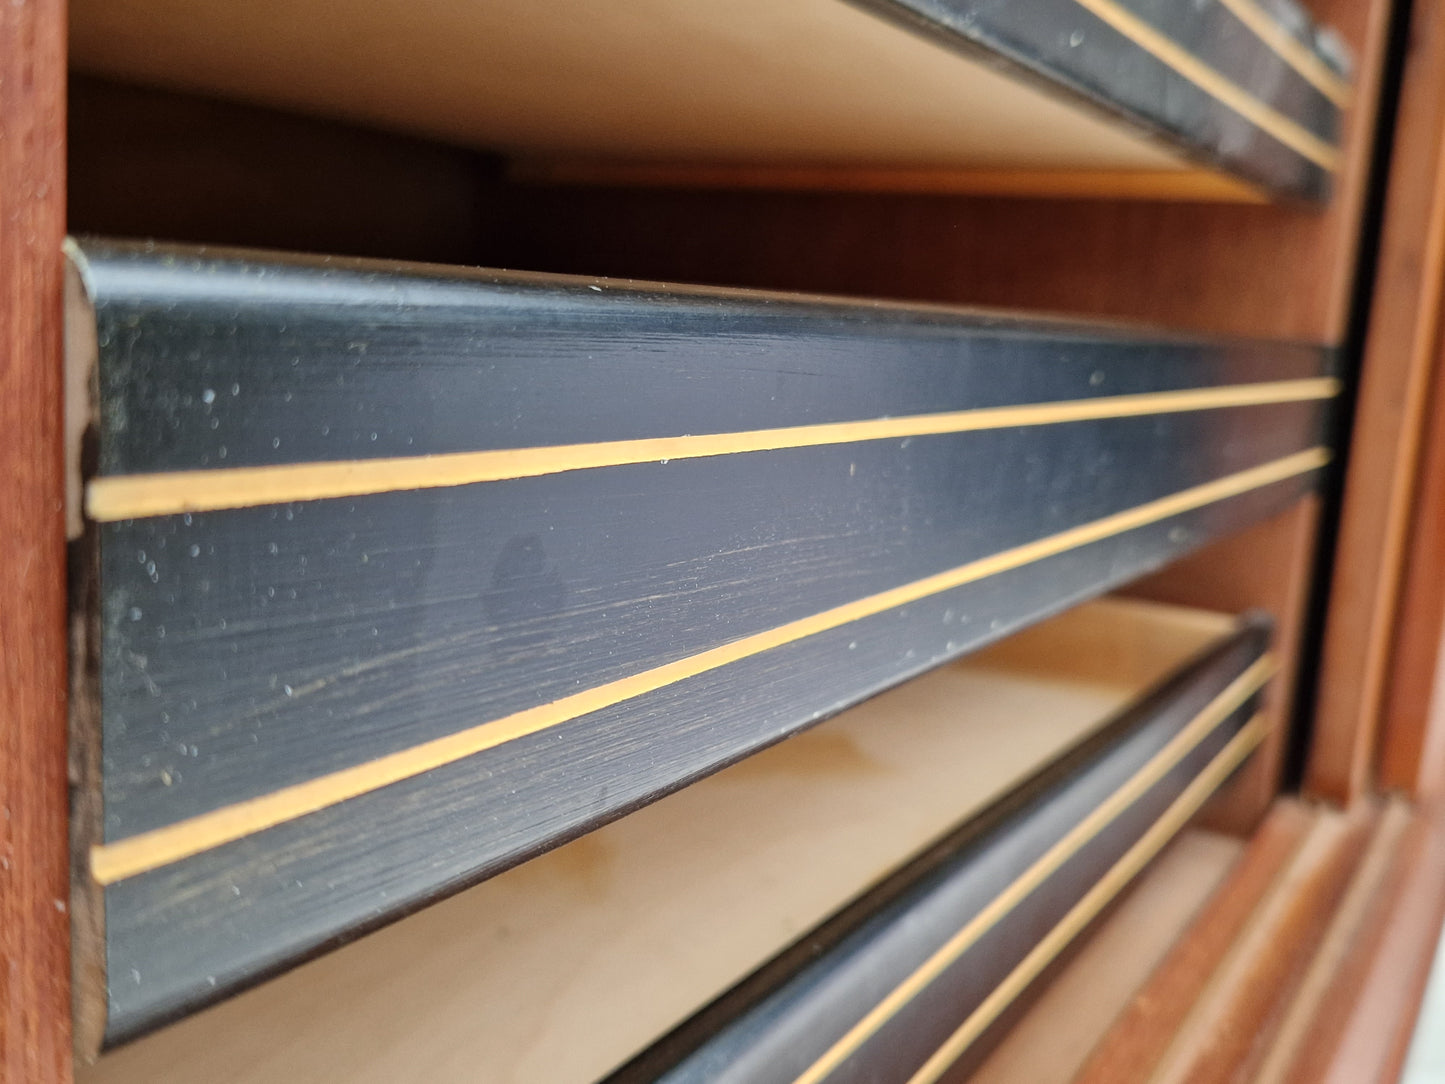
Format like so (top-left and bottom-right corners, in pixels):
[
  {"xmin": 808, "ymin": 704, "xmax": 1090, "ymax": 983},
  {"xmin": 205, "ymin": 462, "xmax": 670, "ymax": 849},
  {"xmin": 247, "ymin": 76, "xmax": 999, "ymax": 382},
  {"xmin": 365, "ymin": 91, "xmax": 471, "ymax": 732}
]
[
  {"xmin": 611, "ymin": 622, "xmax": 1271, "ymax": 1084},
  {"xmin": 857, "ymin": 0, "xmax": 1346, "ymax": 198},
  {"xmin": 79, "ymin": 245, "xmax": 1329, "ymax": 478},
  {"xmin": 67, "ymin": 241, "xmax": 1335, "ymax": 1046}
]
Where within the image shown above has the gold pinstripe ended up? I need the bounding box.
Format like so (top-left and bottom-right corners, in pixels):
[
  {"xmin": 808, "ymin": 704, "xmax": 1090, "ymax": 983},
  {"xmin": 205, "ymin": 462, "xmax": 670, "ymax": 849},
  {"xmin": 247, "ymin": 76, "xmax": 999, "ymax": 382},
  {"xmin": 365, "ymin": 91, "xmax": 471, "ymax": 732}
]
[{"xmin": 89, "ymin": 451, "xmax": 1318, "ymax": 886}]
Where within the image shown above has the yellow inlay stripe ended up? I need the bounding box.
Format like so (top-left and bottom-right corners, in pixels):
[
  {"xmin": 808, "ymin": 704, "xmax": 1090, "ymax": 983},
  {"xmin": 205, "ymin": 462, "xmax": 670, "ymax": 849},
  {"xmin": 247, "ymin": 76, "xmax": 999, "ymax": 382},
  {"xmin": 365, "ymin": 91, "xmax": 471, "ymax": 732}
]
[
  {"xmin": 1214, "ymin": 0, "xmax": 1352, "ymax": 106},
  {"xmin": 85, "ymin": 379, "xmax": 1339, "ymax": 521},
  {"xmin": 89, "ymin": 450, "xmax": 1318, "ymax": 886},
  {"xmin": 792, "ymin": 661, "xmax": 1274, "ymax": 1084},
  {"xmin": 1068, "ymin": 0, "xmax": 1342, "ymax": 170},
  {"xmin": 905, "ymin": 715, "xmax": 1269, "ymax": 1084}
]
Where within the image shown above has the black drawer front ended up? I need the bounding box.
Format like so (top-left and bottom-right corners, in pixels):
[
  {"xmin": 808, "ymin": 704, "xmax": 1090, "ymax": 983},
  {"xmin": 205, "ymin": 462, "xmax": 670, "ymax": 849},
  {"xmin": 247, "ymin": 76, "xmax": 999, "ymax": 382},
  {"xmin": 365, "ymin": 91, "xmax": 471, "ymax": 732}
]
[
  {"xmin": 66, "ymin": 240, "xmax": 1331, "ymax": 1046},
  {"xmin": 860, "ymin": 0, "xmax": 1347, "ymax": 198},
  {"xmin": 617, "ymin": 622, "xmax": 1272, "ymax": 1084}
]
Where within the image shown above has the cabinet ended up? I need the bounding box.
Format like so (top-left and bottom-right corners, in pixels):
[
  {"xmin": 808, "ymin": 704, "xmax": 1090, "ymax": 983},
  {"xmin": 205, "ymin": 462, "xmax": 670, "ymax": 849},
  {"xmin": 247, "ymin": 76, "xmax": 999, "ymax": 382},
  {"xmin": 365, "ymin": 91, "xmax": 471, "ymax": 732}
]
[{"xmin": 6, "ymin": 0, "xmax": 1445, "ymax": 1080}]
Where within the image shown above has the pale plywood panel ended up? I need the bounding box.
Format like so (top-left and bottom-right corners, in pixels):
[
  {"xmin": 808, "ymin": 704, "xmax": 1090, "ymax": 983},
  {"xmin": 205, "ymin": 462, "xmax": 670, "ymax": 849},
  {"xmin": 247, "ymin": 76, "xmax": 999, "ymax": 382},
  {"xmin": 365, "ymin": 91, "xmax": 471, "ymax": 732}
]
[
  {"xmin": 69, "ymin": 0, "xmax": 1192, "ymax": 172},
  {"xmin": 77, "ymin": 598, "xmax": 1227, "ymax": 1084}
]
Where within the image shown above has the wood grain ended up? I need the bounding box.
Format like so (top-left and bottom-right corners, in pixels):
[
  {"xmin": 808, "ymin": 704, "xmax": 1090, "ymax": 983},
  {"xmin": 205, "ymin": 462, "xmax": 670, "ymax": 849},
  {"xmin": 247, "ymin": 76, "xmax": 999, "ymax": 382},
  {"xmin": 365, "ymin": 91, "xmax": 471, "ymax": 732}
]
[
  {"xmin": 1073, "ymin": 799, "xmax": 1379, "ymax": 1084},
  {"xmin": 1070, "ymin": 798, "xmax": 1316, "ymax": 1083},
  {"xmin": 899, "ymin": 717, "xmax": 1270, "ymax": 1084},
  {"xmin": 72, "ymin": 241, "xmax": 1337, "ymax": 851},
  {"xmin": 1369, "ymin": 74, "xmax": 1445, "ymax": 797},
  {"xmin": 65, "ymin": 0, "xmax": 1382, "ymax": 342},
  {"xmin": 1280, "ymin": 803, "xmax": 1445, "ymax": 1084},
  {"xmin": 0, "ymin": 0, "xmax": 71, "ymax": 1081},
  {"xmin": 1251, "ymin": 799, "xmax": 1412, "ymax": 1083},
  {"xmin": 1307, "ymin": 0, "xmax": 1445, "ymax": 803},
  {"xmin": 1151, "ymin": 800, "xmax": 1377, "ymax": 1084},
  {"xmin": 585, "ymin": 0, "xmax": 1353, "ymax": 193},
  {"xmin": 1051, "ymin": 800, "xmax": 1445, "ymax": 1084},
  {"xmin": 1377, "ymin": 302, "xmax": 1445, "ymax": 797},
  {"xmin": 91, "ymin": 457, "xmax": 1312, "ymax": 885}
]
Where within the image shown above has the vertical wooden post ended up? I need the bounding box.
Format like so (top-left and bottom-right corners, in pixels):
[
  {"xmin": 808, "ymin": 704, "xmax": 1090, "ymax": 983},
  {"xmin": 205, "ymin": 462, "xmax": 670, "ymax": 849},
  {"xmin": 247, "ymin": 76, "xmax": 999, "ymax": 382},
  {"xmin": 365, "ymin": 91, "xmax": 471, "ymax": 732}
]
[
  {"xmin": 0, "ymin": 0, "xmax": 71, "ymax": 1080},
  {"xmin": 1378, "ymin": 325, "xmax": 1445, "ymax": 799},
  {"xmin": 1307, "ymin": 0, "xmax": 1445, "ymax": 803}
]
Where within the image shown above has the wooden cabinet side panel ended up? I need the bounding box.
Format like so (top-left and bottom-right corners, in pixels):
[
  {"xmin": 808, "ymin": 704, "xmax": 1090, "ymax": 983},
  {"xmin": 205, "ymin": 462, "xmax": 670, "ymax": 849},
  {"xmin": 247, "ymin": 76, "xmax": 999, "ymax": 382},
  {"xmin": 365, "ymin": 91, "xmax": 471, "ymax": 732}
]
[
  {"xmin": 1274, "ymin": 805, "xmax": 1445, "ymax": 1084},
  {"xmin": 0, "ymin": 0, "xmax": 72, "ymax": 1080},
  {"xmin": 1307, "ymin": 0, "xmax": 1445, "ymax": 802},
  {"xmin": 1071, "ymin": 800, "xmax": 1317, "ymax": 1083},
  {"xmin": 1379, "ymin": 320, "xmax": 1445, "ymax": 798}
]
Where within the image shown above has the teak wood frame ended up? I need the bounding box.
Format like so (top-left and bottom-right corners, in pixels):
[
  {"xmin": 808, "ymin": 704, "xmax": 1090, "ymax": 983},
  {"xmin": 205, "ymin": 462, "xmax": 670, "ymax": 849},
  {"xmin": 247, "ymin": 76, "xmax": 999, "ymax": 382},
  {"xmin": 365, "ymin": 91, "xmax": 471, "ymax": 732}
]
[
  {"xmin": 0, "ymin": 0, "xmax": 70, "ymax": 1081},
  {"xmin": 1339, "ymin": 0, "xmax": 1445, "ymax": 807},
  {"xmin": 1308, "ymin": 0, "xmax": 1445, "ymax": 803}
]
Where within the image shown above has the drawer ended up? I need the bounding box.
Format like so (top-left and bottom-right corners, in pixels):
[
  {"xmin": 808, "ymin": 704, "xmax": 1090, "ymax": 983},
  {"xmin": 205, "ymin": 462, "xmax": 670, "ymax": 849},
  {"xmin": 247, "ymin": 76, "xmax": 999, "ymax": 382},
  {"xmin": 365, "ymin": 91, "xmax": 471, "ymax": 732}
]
[
  {"xmin": 70, "ymin": 0, "xmax": 1350, "ymax": 202},
  {"xmin": 64, "ymin": 239, "xmax": 1331, "ymax": 1050},
  {"xmin": 77, "ymin": 597, "xmax": 1268, "ymax": 1083}
]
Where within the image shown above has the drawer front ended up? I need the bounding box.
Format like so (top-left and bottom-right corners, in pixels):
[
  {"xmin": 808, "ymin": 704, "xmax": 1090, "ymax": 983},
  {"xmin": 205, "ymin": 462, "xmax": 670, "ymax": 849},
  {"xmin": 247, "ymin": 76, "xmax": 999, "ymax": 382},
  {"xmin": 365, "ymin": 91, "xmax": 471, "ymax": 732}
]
[
  {"xmin": 621, "ymin": 622, "xmax": 1272, "ymax": 1084},
  {"xmin": 66, "ymin": 240, "xmax": 1332, "ymax": 1046}
]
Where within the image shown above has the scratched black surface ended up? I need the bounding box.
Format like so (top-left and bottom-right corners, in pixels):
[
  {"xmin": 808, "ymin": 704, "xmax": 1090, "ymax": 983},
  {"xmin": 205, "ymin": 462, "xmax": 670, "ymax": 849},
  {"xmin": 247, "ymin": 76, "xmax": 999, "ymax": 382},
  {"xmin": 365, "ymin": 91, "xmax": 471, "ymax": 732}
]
[
  {"xmin": 100, "ymin": 401, "xmax": 1326, "ymax": 840},
  {"xmin": 75, "ymin": 244, "xmax": 1336, "ymax": 1045},
  {"xmin": 628, "ymin": 626, "xmax": 1268, "ymax": 1084},
  {"xmin": 72, "ymin": 242, "xmax": 1333, "ymax": 477},
  {"xmin": 861, "ymin": 0, "xmax": 1341, "ymax": 198},
  {"xmin": 102, "ymin": 477, "xmax": 1302, "ymax": 1045}
]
